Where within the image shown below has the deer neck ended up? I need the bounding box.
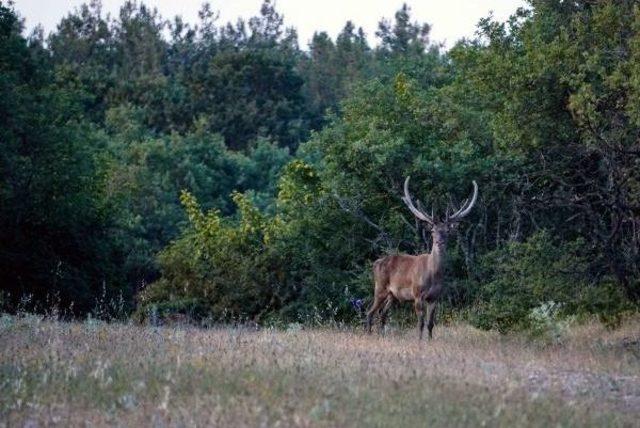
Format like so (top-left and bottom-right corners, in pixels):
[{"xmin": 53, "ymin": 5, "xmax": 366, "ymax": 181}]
[{"xmin": 429, "ymin": 241, "xmax": 446, "ymax": 272}]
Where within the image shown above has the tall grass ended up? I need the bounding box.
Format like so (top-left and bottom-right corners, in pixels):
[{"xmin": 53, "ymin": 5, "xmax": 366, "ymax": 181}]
[{"xmin": 1, "ymin": 314, "xmax": 639, "ymax": 427}]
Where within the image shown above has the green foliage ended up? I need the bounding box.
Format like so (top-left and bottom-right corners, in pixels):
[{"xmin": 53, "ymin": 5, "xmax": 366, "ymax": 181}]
[
  {"xmin": 453, "ymin": 0, "xmax": 640, "ymax": 299},
  {"xmin": 0, "ymin": 2, "xmax": 128, "ymax": 314},
  {"xmin": 276, "ymin": 159, "xmax": 321, "ymax": 207},
  {"xmin": 49, "ymin": 0, "xmax": 309, "ymax": 150},
  {"xmin": 137, "ymin": 189, "xmax": 275, "ymax": 322},
  {"xmin": 138, "ymin": 157, "xmax": 368, "ymax": 324},
  {"xmin": 103, "ymin": 118, "xmax": 291, "ymax": 294},
  {"xmin": 471, "ymin": 232, "xmax": 630, "ymax": 333},
  {"xmin": 3, "ymin": 0, "xmax": 640, "ymax": 328}
]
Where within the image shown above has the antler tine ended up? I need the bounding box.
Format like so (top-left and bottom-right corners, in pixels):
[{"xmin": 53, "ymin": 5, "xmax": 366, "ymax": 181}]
[
  {"xmin": 402, "ymin": 176, "xmax": 434, "ymax": 225},
  {"xmin": 449, "ymin": 180, "xmax": 479, "ymax": 222},
  {"xmin": 448, "ymin": 198, "xmax": 468, "ymax": 218},
  {"xmin": 416, "ymin": 199, "xmax": 428, "ymax": 216}
]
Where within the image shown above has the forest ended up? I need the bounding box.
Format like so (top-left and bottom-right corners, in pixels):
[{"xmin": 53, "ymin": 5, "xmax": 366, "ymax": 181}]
[{"xmin": 2, "ymin": 0, "xmax": 639, "ymax": 333}]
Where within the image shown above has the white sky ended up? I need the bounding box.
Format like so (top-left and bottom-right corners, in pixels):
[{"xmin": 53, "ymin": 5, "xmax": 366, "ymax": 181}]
[{"xmin": 14, "ymin": 0, "xmax": 527, "ymax": 49}]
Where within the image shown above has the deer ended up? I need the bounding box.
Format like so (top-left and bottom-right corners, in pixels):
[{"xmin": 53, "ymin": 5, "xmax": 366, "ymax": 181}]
[{"xmin": 365, "ymin": 177, "xmax": 478, "ymax": 340}]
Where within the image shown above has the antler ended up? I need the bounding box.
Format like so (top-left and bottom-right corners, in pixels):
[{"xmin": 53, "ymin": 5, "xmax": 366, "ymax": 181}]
[
  {"xmin": 447, "ymin": 180, "xmax": 478, "ymax": 222},
  {"xmin": 402, "ymin": 176, "xmax": 434, "ymax": 226}
]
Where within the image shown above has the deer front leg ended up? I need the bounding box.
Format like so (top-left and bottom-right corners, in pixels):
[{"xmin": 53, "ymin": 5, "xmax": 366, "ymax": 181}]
[
  {"xmin": 426, "ymin": 301, "xmax": 437, "ymax": 339},
  {"xmin": 414, "ymin": 299, "xmax": 425, "ymax": 340}
]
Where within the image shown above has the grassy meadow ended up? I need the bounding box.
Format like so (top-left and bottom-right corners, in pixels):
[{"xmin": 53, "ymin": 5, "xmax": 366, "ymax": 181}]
[{"xmin": 1, "ymin": 314, "xmax": 639, "ymax": 427}]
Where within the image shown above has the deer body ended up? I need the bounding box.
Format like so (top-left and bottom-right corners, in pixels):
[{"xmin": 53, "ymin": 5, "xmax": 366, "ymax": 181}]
[
  {"xmin": 374, "ymin": 252, "xmax": 444, "ymax": 303},
  {"xmin": 365, "ymin": 177, "xmax": 478, "ymax": 340}
]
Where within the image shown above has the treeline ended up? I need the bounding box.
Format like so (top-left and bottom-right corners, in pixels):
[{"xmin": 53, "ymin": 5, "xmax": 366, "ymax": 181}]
[{"xmin": 1, "ymin": 1, "xmax": 639, "ymax": 330}]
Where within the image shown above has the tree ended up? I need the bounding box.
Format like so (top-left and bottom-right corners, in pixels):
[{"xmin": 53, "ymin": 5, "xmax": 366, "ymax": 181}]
[
  {"xmin": 0, "ymin": 3, "xmax": 128, "ymax": 314},
  {"xmin": 48, "ymin": 0, "xmax": 116, "ymax": 123},
  {"xmin": 454, "ymin": 0, "xmax": 640, "ymax": 300},
  {"xmin": 376, "ymin": 3, "xmax": 430, "ymax": 56}
]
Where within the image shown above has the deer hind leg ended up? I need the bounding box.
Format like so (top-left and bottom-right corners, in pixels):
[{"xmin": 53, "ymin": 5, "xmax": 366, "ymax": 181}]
[
  {"xmin": 415, "ymin": 299, "xmax": 425, "ymax": 340},
  {"xmin": 426, "ymin": 301, "xmax": 437, "ymax": 339},
  {"xmin": 378, "ymin": 295, "xmax": 394, "ymax": 335},
  {"xmin": 365, "ymin": 293, "xmax": 386, "ymax": 334}
]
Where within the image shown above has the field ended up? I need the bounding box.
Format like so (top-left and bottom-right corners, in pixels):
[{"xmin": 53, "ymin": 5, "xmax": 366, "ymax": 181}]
[{"xmin": 1, "ymin": 315, "xmax": 639, "ymax": 427}]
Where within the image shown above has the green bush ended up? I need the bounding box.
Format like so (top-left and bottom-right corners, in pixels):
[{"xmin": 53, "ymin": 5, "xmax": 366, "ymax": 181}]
[
  {"xmin": 135, "ymin": 190, "xmax": 276, "ymax": 322},
  {"xmin": 471, "ymin": 231, "xmax": 631, "ymax": 333}
]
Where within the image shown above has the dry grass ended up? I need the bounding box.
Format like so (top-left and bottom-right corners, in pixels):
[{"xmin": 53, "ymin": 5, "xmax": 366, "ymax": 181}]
[{"xmin": 1, "ymin": 314, "xmax": 639, "ymax": 427}]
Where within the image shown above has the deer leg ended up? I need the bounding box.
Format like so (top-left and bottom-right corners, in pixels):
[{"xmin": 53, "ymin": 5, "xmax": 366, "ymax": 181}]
[
  {"xmin": 415, "ymin": 299, "xmax": 425, "ymax": 340},
  {"xmin": 426, "ymin": 301, "xmax": 437, "ymax": 339},
  {"xmin": 378, "ymin": 295, "xmax": 394, "ymax": 335},
  {"xmin": 365, "ymin": 294, "xmax": 386, "ymax": 334}
]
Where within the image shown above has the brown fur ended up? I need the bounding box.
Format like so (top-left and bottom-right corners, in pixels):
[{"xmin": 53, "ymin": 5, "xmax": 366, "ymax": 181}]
[
  {"xmin": 365, "ymin": 177, "xmax": 478, "ymax": 340},
  {"xmin": 366, "ymin": 229, "xmax": 446, "ymax": 340}
]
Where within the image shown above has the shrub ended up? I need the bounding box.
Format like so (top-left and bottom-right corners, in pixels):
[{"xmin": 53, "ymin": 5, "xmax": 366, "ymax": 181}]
[{"xmin": 471, "ymin": 231, "xmax": 630, "ymax": 333}]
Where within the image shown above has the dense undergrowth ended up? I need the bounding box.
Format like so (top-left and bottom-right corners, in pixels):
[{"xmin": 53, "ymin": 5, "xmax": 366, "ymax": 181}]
[{"xmin": 1, "ymin": 1, "xmax": 640, "ymax": 331}]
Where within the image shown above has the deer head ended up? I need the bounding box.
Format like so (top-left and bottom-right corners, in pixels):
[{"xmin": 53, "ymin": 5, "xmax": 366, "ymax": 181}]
[{"xmin": 401, "ymin": 176, "xmax": 478, "ymax": 251}]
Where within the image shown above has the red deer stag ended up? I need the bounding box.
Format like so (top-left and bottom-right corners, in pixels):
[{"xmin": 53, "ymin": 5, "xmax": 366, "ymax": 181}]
[{"xmin": 365, "ymin": 177, "xmax": 478, "ymax": 340}]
